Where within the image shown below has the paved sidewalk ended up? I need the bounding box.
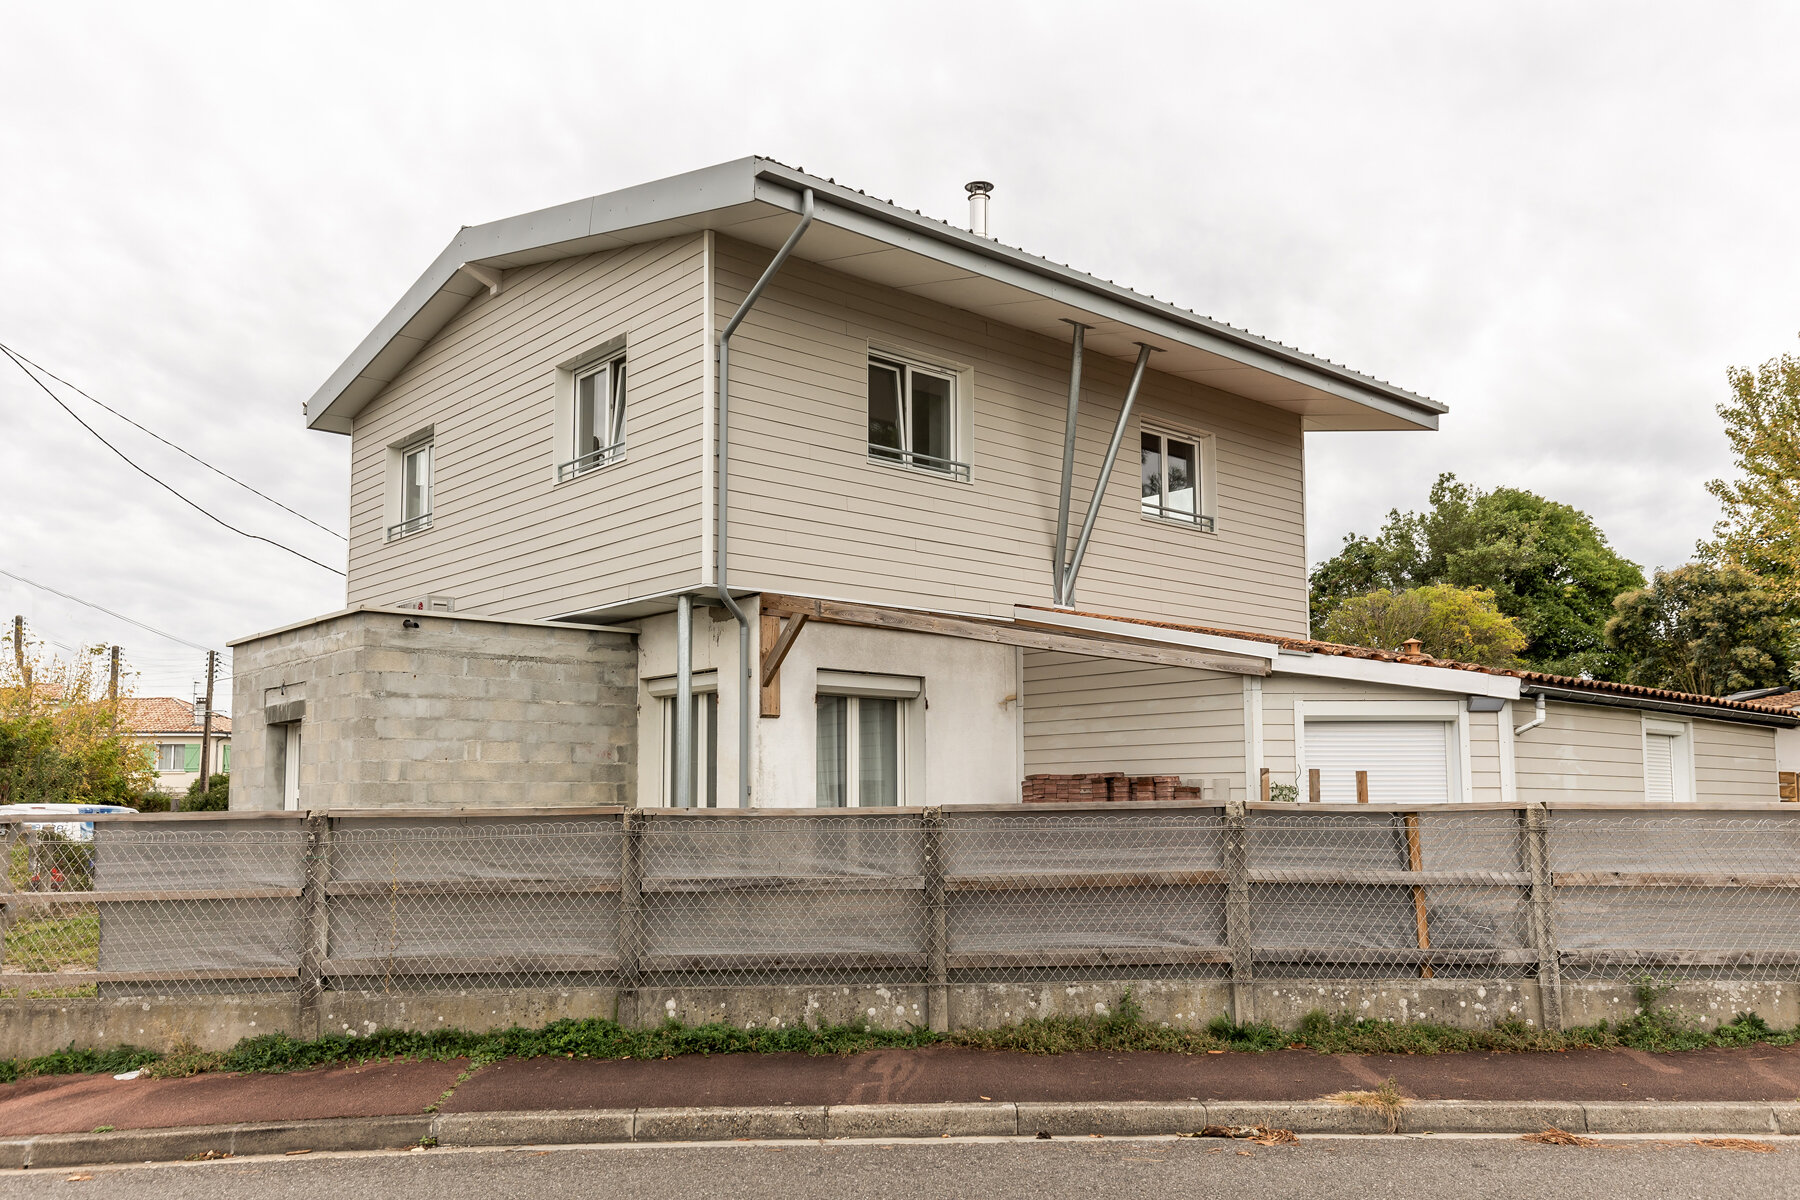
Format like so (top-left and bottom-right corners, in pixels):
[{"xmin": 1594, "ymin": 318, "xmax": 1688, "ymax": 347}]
[{"xmin": 6, "ymin": 1044, "xmax": 1800, "ymax": 1137}]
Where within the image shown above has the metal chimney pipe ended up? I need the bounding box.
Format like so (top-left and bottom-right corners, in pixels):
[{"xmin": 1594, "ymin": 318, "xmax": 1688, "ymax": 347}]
[{"xmin": 965, "ymin": 181, "xmax": 993, "ymax": 238}]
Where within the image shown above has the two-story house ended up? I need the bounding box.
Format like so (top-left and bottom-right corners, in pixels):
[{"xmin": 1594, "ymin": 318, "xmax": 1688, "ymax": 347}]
[{"xmin": 228, "ymin": 158, "xmax": 1792, "ymax": 812}]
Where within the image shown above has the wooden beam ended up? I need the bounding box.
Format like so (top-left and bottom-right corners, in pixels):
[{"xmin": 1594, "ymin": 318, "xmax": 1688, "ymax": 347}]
[
  {"xmin": 1260, "ymin": 767, "xmax": 1271, "ymax": 802},
  {"xmin": 1308, "ymin": 768, "xmax": 1322, "ymax": 803},
  {"xmin": 1553, "ymin": 871, "xmax": 1800, "ymax": 889},
  {"xmin": 945, "ymin": 868, "xmax": 1228, "ymax": 891},
  {"xmin": 759, "ymin": 611, "xmax": 809, "ymax": 717},
  {"xmin": 3, "ymin": 887, "xmax": 301, "ymax": 905},
  {"xmin": 1356, "ymin": 770, "xmax": 1370, "ymax": 804},
  {"xmin": 758, "ymin": 593, "xmax": 1270, "ymax": 675},
  {"xmin": 1403, "ymin": 812, "xmax": 1432, "ymax": 979}
]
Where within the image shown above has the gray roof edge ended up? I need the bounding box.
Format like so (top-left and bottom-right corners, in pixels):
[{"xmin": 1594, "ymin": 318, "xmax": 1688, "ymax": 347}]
[
  {"xmin": 304, "ymin": 155, "xmax": 1441, "ymax": 434},
  {"xmin": 748, "ymin": 161, "xmax": 1442, "ymax": 422}
]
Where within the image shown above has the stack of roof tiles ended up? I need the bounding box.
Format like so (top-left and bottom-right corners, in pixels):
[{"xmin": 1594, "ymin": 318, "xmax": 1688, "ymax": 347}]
[{"xmin": 1021, "ymin": 773, "xmax": 1202, "ymax": 804}]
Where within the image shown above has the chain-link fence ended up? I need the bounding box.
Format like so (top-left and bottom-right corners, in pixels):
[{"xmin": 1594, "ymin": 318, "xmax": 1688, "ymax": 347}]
[{"xmin": 4, "ymin": 804, "xmax": 1799, "ymax": 1003}]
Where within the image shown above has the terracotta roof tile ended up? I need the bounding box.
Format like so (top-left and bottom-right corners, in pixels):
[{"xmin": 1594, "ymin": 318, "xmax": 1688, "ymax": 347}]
[{"xmin": 120, "ymin": 697, "xmax": 231, "ymax": 735}]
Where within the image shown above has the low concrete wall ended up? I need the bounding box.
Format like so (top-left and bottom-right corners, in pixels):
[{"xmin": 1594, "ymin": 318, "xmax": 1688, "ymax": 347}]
[{"xmin": 7, "ymin": 978, "xmax": 1797, "ymax": 1060}]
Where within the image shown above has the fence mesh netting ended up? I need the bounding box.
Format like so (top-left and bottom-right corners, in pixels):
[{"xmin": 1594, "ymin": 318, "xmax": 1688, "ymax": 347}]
[{"xmin": 4, "ymin": 807, "xmax": 1799, "ymax": 999}]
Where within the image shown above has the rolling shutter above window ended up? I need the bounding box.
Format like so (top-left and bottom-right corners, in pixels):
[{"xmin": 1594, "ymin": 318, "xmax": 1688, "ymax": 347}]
[{"xmin": 1304, "ymin": 721, "xmax": 1454, "ymax": 804}]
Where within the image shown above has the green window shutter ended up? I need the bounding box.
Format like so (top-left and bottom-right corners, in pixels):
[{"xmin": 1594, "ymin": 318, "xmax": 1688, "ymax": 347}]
[
  {"xmin": 220, "ymin": 744, "xmax": 230, "ymax": 772},
  {"xmin": 184, "ymin": 744, "xmax": 200, "ymax": 772}
]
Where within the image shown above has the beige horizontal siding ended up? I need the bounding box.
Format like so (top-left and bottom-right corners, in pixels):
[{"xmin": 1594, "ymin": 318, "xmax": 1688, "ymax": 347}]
[
  {"xmin": 345, "ymin": 235, "xmax": 707, "ymax": 618},
  {"xmin": 1021, "ymin": 651, "xmax": 1246, "ymax": 787},
  {"xmin": 1692, "ymin": 719, "xmax": 1779, "ymax": 803},
  {"xmin": 714, "ymin": 237, "xmax": 1310, "ymax": 633},
  {"xmin": 1512, "ymin": 700, "xmax": 1644, "ymax": 802}
]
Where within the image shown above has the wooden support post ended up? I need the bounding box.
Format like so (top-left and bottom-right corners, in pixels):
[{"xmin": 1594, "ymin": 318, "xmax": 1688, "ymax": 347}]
[
  {"xmin": 1402, "ymin": 813, "xmax": 1432, "ymax": 979},
  {"xmin": 922, "ymin": 807, "xmax": 949, "ymax": 1033},
  {"xmin": 1355, "ymin": 770, "xmax": 1370, "ymax": 804},
  {"xmin": 1258, "ymin": 767, "xmax": 1271, "ymax": 803},
  {"xmin": 297, "ymin": 812, "xmax": 331, "ymax": 1038},
  {"xmin": 1223, "ymin": 800, "xmax": 1254, "ymax": 1025},
  {"xmin": 618, "ymin": 810, "xmax": 645, "ymax": 1027},
  {"xmin": 1308, "ymin": 769, "xmax": 1321, "ymax": 804},
  {"xmin": 1522, "ymin": 804, "xmax": 1564, "ymax": 1031},
  {"xmin": 759, "ymin": 612, "xmax": 809, "ymax": 718}
]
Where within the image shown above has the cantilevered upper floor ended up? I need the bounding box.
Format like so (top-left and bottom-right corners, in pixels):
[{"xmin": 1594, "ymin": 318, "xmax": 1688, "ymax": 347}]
[{"xmin": 308, "ymin": 158, "xmax": 1443, "ymax": 638}]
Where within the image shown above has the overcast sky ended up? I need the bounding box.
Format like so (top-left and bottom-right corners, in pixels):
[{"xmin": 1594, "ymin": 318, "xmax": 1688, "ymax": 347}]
[{"xmin": 4, "ymin": 1, "xmax": 1798, "ymax": 705}]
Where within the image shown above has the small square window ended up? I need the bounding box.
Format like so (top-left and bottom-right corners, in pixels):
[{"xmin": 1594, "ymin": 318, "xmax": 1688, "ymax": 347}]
[
  {"xmin": 1140, "ymin": 431, "xmax": 1213, "ymax": 530},
  {"xmin": 867, "ymin": 355, "xmax": 966, "ymax": 480},
  {"xmin": 563, "ymin": 356, "xmax": 627, "ymax": 480}
]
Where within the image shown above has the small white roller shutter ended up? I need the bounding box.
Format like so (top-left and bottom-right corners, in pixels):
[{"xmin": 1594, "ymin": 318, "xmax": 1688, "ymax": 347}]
[
  {"xmin": 1305, "ymin": 721, "xmax": 1454, "ymax": 804},
  {"xmin": 1644, "ymin": 732, "xmax": 1677, "ymax": 803}
]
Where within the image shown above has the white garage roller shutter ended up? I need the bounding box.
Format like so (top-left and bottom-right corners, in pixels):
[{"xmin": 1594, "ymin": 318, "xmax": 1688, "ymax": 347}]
[{"xmin": 1305, "ymin": 721, "xmax": 1455, "ymax": 804}]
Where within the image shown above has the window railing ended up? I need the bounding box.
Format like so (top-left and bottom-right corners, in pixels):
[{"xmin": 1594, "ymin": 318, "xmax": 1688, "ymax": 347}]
[
  {"xmin": 387, "ymin": 512, "xmax": 433, "ymax": 539},
  {"xmin": 557, "ymin": 442, "xmax": 625, "ymax": 482},
  {"xmin": 868, "ymin": 445, "xmax": 971, "ymax": 482},
  {"xmin": 1142, "ymin": 505, "xmax": 1214, "ymax": 532}
]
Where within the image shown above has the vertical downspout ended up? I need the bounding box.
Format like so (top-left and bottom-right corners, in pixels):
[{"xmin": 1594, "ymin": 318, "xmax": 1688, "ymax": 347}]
[
  {"xmin": 1051, "ymin": 321, "xmax": 1087, "ymax": 605},
  {"xmin": 673, "ymin": 592, "xmax": 693, "ymax": 808},
  {"xmin": 716, "ymin": 187, "xmax": 814, "ymax": 808}
]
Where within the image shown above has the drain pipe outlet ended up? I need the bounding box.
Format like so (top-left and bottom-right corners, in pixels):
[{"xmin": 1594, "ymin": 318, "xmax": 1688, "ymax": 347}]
[
  {"xmin": 716, "ymin": 187, "xmax": 814, "ymax": 808},
  {"xmin": 1514, "ymin": 692, "xmax": 1546, "ymax": 737}
]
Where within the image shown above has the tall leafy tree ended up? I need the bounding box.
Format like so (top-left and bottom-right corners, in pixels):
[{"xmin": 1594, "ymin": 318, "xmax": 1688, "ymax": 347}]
[
  {"xmin": 1316, "ymin": 584, "xmax": 1528, "ymax": 667},
  {"xmin": 1311, "ymin": 473, "xmax": 1645, "ymax": 677},
  {"xmin": 1605, "ymin": 563, "xmax": 1796, "ymax": 696},
  {"xmin": 0, "ymin": 635, "xmax": 155, "ymax": 806},
  {"xmin": 1702, "ymin": 344, "xmax": 1800, "ymax": 599}
]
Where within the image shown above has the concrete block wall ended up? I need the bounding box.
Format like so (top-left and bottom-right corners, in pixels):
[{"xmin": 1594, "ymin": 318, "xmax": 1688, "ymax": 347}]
[{"xmin": 229, "ymin": 607, "xmax": 637, "ymax": 810}]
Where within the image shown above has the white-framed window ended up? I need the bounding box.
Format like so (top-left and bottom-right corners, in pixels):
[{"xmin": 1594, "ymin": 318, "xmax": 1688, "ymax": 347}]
[
  {"xmin": 1140, "ymin": 429, "xmax": 1214, "ymax": 531},
  {"xmin": 155, "ymin": 743, "xmax": 191, "ymax": 772},
  {"xmin": 647, "ymin": 672, "xmax": 718, "ymax": 807},
  {"xmin": 563, "ymin": 354, "xmax": 627, "ymax": 481},
  {"xmin": 386, "ymin": 431, "xmax": 434, "ymax": 540},
  {"xmin": 815, "ymin": 671, "xmax": 922, "ymax": 807},
  {"xmin": 867, "ymin": 354, "xmax": 968, "ymax": 481},
  {"xmin": 1643, "ymin": 719, "xmax": 1693, "ymax": 803}
]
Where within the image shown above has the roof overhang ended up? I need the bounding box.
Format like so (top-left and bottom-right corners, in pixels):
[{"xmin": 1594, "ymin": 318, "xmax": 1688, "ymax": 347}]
[{"xmin": 306, "ymin": 157, "xmax": 1444, "ymax": 435}]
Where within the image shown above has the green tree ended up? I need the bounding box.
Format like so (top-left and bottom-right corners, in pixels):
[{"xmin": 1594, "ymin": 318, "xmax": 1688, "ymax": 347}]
[
  {"xmin": 1316, "ymin": 584, "xmax": 1529, "ymax": 667},
  {"xmin": 183, "ymin": 771, "xmax": 230, "ymax": 812},
  {"xmin": 1702, "ymin": 344, "xmax": 1800, "ymax": 600},
  {"xmin": 1311, "ymin": 473, "xmax": 1645, "ymax": 677},
  {"xmin": 0, "ymin": 634, "xmax": 155, "ymax": 806},
  {"xmin": 1604, "ymin": 562, "xmax": 1797, "ymax": 696}
]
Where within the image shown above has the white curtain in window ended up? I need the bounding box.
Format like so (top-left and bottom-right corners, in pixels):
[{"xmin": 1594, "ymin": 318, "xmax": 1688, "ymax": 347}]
[
  {"xmin": 857, "ymin": 697, "xmax": 899, "ymax": 806},
  {"xmin": 816, "ymin": 695, "xmax": 848, "ymax": 807}
]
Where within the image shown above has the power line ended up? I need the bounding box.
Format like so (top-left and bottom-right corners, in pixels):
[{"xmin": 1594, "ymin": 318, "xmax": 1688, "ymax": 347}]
[
  {"xmin": 0, "ymin": 567, "xmax": 220, "ymax": 652},
  {"xmin": 1, "ymin": 345, "xmax": 345, "ymax": 577},
  {"xmin": 0, "ymin": 342, "xmax": 346, "ymax": 542}
]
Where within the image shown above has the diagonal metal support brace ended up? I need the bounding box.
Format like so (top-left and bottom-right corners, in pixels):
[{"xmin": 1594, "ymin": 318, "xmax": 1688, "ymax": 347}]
[
  {"xmin": 1051, "ymin": 321, "xmax": 1088, "ymax": 605},
  {"xmin": 1062, "ymin": 342, "xmax": 1156, "ymax": 607}
]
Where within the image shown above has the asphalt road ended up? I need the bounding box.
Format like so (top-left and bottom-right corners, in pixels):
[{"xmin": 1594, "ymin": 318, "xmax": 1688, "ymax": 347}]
[{"xmin": 6, "ymin": 1136, "xmax": 1796, "ymax": 1199}]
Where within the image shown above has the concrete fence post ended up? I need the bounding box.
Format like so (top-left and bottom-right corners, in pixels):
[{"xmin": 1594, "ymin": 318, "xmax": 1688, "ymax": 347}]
[
  {"xmin": 1, "ymin": 821, "xmax": 15, "ymax": 1008},
  {"xmin": 618, "ymin": 809, "xmax": 645, "ymax": 1028},
  {"xmin": 1522, "ymin": 803, "xmax": 1563, "ymax": 1031},
  {"xmin": 297, "ymin": 812, "xmax": 331, "ymax": 1039},
  {"xmin": 922, "ymin": 807, "xmax": 948, "ymax": 1033},
  {"xmin": 1223, "ymin": 800, "xmax": 1254, "ymax": 1025}
]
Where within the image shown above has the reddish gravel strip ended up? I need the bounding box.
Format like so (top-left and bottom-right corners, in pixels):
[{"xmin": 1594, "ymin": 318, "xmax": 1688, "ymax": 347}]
[{"xmin": 5, "ymin": 1044, "xmax": 1800, "ymax": 1137}]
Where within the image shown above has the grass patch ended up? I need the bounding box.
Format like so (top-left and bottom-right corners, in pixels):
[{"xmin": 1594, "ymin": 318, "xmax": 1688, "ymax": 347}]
[
  {"xmin": 5, "ymin": 983, "xmax": 1799, "ymax": 1085},
  {"xmin": 1324, "ymin": 1075, "xmax": 1407, "ymax": 1132},
  {"xmin": 3, "ymin": 910, "xmax": 99, "ymax": 973}
]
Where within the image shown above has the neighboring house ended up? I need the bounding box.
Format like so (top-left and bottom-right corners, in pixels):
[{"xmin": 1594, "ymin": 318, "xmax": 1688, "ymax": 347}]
[
  {"xmin": 123, "ymin": 697, "xmax": 231, "ymax": 795},
  {"xmin": 227, "ymin": 157, "xmax": 1796, "ymax": 811}
]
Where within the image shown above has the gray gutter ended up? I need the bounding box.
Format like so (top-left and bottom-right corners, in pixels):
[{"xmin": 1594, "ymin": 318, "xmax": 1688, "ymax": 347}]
[
  {"xmin": 305, "ymin": 157, "xmax": 1443, "ymax": 434},
  {"xmin": 1521, "ymin": 682, "xmax": 1800, "ymax": 728}
]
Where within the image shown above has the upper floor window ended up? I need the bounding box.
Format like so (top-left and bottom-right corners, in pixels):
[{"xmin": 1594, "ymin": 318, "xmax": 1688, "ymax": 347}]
[
  {"xmin": 867, "ymin": 354, "xmax": 968, "ymax": 481},
  {"xmin": 1140, "ymin": 430, "xmax": 1214, "ymax": 532},
  {"xmin": 563, "ymin": 354, "xmax": 627, "ymax": 481},
  {"xmin": 387, "ymin": 434, "xmax": 433, "ymax": 540}
]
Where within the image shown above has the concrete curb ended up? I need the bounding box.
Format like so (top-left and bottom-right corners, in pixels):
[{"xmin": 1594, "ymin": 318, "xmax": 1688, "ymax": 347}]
[{"xmin": 4, "ymin": 1101, "xmax": 1796, "ymax": 1169}]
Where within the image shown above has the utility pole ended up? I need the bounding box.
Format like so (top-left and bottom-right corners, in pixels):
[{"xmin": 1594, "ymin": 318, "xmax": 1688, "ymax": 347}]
[
  {"xmin": 197, "ymin": 650, "xmax": 217, "ymax": 798},
  {"xmin": 108, "ymin": 645, "xmax": 120, "ymax": 703},
  {"xmin": 11, "ymin": 615, "xmax": 28, "ymax": 689}
]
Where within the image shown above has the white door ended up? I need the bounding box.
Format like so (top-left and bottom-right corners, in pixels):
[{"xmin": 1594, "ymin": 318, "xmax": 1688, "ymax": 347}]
[
  {"xmin": 282, "ymin": 723, "xmax": 302, "ymax": 811},
  {"xmin": 1304, "ymin": 720, "xmax": 1455, "ymax": 804}
]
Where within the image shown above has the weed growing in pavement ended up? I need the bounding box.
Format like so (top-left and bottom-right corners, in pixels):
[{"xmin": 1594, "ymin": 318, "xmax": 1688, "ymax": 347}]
[
  {"xmin": 1324, "ymin": 1076, "xmax": 1408, "ymax": 1133},
  {"xmin": 4, "ymin": 987, "xmax": 1798, "ymax": 1084}
]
